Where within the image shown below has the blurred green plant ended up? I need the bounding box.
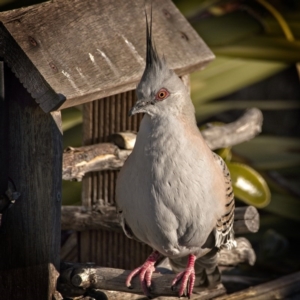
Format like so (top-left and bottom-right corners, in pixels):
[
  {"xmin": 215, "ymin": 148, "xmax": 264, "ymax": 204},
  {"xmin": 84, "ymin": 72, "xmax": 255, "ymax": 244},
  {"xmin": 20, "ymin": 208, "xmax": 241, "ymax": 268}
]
[
  {"xmin": 176, "ymin": 0, "xmax": 300, "ymax": 222},
  {"xmin": 61, "ymin": 107, "xmax": 83, "ymax": 206}
]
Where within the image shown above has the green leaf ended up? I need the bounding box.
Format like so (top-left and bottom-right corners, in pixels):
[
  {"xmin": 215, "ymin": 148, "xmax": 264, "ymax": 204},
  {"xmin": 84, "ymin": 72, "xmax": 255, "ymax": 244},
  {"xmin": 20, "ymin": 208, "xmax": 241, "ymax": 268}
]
[
  {"xmin": 233, "ymin": 136, "xmax": 300, "ymax": 170},
  {"xmin": 191, "ymin": 56, "xmax": 287, "ymax": 105},
  {"xmin": 192, "ymin": 11, "xmax": 263, "ymax": 47},
  {"xmin": 263, "ymin": 192, "xmax": 300, "ymax": 222},
  {"xmin": 227, "ymin": 161, "xmax": 271, "ymax": 208},
  {"xmin": 172, "ymin": 0, "xmax": 222, "ymax": 19},
  {"xmin": 212, "ymin": 36, "xmax": 300, "ymax": 62},
  {"xmin": 196, "ymin": 100, "xmax": 300, "ymax": 120}
]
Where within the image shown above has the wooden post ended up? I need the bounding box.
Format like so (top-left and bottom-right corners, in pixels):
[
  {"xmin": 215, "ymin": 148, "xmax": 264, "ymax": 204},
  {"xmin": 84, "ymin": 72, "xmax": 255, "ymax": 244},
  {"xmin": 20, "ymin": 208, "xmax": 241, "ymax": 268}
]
[
  {"xmin": 0, "ymin": 61, "xmax": 8, "ymax": 202},
  {"xmin": 0, "ymin": 65, "xmax": 62, "ymax": 299}
]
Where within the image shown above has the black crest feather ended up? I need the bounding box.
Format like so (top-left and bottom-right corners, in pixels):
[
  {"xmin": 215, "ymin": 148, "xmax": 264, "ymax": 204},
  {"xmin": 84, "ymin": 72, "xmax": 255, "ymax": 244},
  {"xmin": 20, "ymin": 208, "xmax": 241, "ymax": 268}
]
[{"xmin": 145, "ymin": 6, "xmax": 163, "ymax": 70}]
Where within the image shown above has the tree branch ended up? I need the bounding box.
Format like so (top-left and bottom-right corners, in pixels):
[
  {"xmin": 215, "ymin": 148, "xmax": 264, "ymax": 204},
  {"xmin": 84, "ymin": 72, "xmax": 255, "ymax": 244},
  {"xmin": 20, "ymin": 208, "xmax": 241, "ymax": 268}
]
[
  {"xmin": 62, "ymin": 108, "xmax": 263, "ymax": 181},
  {"xmin": 201, "ymin": 108, "xmax": 263, "ymax": 150},
  {"xmin": 61, "ymin": 205, "xmax": 259, "ymax": 235},
  {"xmin": 58, "ymin": 237, "xmax": 254, "ymax": 299}
]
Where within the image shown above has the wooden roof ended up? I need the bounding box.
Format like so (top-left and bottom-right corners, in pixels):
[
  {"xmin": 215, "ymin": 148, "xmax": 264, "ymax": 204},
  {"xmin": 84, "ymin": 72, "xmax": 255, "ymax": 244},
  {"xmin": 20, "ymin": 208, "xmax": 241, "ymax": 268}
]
[{"xmin": 0, "ymin": 0, "xmax": 214, "ymax": 113}]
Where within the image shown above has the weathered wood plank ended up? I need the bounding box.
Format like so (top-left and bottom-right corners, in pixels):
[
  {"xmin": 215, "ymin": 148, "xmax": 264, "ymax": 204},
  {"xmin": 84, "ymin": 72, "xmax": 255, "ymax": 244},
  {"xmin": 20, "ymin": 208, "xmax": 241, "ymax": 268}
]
[
  {"xmin": 60, "ymin": 232, "xmax": 78, "ymax": 262},
  {"xmin": 0, "ymin": 61, "xmax": 8, "ymax": 205},
  {"xmin": 0, "ymin": 65, "xmax": 62, "ymax": 299},
  {"xmin": 59, "ymin": 262, "xmax": 226, "ymax": 299},
  {"xmin": 0, "ymin": 25, "xmax": 65, "ymax": 113},
  {"xmin": 80, "ymin": 92, "xmax": 148, "ymax": 269},
  {"xmin": 0, "ymin": 0, "xmax": 214, "ymax": 110},
  {"xmin": 61, "ymin": 205, "xmax": 259, "ymax": 236},
  {"xmin": 62, "ymin": 108, "xmax": 263, "ymax": 181}
]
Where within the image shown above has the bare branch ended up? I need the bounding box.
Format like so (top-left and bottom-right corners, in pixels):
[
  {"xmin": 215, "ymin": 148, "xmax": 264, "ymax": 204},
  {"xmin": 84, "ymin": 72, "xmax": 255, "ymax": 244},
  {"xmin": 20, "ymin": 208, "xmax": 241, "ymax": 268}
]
[
  {"xmin": 62, "ymin": 108, "xmax": 263, "ymax": 181},
  {"xmin": 59, "ymin": 266, "xmax": 226, "ymax": 299},
  {"xmin": 201, "ymin": 108, "xmax": 263, "ymax": 150},
  {"xmin": 61, "ymin": 205, "xmax": 259, "ymax": 235},
  {"xmin": 218, "ymin": 237, "xmax": 256, "ymax": 267},
  {"xmin": 58, "ymin": 237, "xmax": 254, "ymax": 299}
]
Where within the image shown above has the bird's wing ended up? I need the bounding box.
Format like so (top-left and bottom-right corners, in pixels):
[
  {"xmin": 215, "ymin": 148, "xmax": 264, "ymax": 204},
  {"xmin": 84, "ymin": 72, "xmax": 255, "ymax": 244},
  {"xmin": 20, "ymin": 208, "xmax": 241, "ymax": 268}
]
[
  {"xmin": 212, "ymin": 152, "xmax": 236, "ymax": 250},
  {"xmin": 117, "ymin": 206, "xmax": 143, "ymax": 242}
]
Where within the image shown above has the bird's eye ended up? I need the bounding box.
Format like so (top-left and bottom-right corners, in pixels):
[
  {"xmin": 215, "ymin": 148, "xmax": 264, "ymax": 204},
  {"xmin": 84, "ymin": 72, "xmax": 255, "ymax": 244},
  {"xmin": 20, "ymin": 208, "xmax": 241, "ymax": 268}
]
[{"xmin": 155, "ymin": 88, "xmax": 170, "ymax": 101}]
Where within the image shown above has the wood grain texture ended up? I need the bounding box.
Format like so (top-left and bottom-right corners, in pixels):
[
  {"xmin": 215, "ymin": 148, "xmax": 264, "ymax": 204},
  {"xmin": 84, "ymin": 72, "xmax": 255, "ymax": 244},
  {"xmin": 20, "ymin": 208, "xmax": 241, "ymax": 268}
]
[
  {"xmin": 0, "ymin": 61, "xmax": 8, "ymax": 198},
  {"xmin": 80, "ymin": 91, "xmax": 149, "ymax": 270},
  {"xmin": 201, "ymin": 108, "xmax": 263, "ymax": 150},
  {"xmin": 59, "ymin": 262, "xmax": 226, "ymax": 299},
  {"xmin": 63, "ymin": 144, "xmax": 131, "ymax": 181},
  {"xmin": 0, "ymin": 0, "xmax": 214, "ymax": 110},
  {"xmin": 218, "ymin": 237, "xmax": 256, "ymax": 267},
  {"xmin": 61, "ymin": 205, "xmax": 259, "ymax": 235},
  {"xmin": 0, "ymin": 25, "xmax": 65, "ymax": 113},
  {"xmin": 0, "ymin": 66, "xmax": 62, "ymax": 299},
  {"xmin": 233, "ymin": 205, "xmax": 259, "ymax": 234}
]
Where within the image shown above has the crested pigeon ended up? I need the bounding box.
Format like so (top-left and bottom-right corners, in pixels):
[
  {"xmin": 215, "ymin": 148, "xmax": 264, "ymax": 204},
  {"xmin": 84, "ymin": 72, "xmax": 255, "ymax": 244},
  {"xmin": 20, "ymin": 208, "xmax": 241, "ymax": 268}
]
[{"xmin": 115, "ymin": 9, "xmax": 236, "ymax": 298}]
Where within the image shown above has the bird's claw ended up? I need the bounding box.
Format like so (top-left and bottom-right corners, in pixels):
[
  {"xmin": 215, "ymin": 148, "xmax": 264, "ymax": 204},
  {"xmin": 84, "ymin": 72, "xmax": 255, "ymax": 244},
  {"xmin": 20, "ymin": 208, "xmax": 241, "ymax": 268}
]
[
  {"xmin": 125, "ymin": 260, "xmax": 156, "ymax": 297},
  {"xmin": 171, "ymin": 267, "xmax": 196, "ymax": 298}
]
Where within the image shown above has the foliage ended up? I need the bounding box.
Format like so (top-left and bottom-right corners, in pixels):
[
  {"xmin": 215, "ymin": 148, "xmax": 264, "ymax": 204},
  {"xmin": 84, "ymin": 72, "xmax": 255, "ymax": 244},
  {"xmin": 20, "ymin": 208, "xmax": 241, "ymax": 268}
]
[{"xmin": 174, "ymin": 0, "xmax": 300, "ymax": 223}]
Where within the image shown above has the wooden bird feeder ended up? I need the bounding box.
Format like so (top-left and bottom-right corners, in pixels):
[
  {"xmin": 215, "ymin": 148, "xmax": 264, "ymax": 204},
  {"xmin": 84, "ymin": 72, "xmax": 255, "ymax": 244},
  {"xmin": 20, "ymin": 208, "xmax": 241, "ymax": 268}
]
[{"xmin": 0, "ymin": 0, "xmax": 267, "ymax": 299}]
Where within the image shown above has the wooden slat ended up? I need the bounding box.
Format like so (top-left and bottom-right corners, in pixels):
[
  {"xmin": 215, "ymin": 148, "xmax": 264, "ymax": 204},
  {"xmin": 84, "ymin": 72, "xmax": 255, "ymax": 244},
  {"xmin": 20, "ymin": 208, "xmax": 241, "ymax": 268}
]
[
  {"xmin": 0, "ymin": 0, "xmax": 214, "ymax": 111},
  {"xmin": 60, "ymin": 232, "xmax": 78, "ymax": 262},
  {"xmin": 81, "ymin": 91, "xmax": 150, "ymax": 269},
  {"xmin": 0, "ymin": 65, "xmax": 62, "ymax": 299}
]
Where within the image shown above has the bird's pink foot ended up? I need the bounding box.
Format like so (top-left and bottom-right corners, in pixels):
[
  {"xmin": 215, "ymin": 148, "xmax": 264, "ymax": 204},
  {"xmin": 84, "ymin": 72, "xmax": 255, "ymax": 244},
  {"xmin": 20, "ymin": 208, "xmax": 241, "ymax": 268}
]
[
  {"xmin": 126, "ymin": 251, "xmax": 160, "ymax": 297},
  {"xmin": 171, "ymin": 254, "xmax": 196, "ymax": 298}
]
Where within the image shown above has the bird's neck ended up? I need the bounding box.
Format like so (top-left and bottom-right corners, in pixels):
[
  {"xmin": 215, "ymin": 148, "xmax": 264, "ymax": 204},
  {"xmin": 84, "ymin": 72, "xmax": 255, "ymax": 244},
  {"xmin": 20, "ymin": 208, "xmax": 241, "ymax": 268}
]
[{"xmin": 139, "ymin": 107, "xmax": 204, "ymax": 147}]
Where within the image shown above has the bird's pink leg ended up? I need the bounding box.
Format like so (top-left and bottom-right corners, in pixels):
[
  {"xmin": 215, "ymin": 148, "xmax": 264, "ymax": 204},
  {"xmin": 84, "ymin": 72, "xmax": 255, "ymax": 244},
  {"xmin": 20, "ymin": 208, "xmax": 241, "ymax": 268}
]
[
  {"xmin": 126, "ymin": 250, "xmax": 161, "ymax": 296},
  {"xmin": 171, "ymin": 254, "xmax": 196, "ymax": 298}
]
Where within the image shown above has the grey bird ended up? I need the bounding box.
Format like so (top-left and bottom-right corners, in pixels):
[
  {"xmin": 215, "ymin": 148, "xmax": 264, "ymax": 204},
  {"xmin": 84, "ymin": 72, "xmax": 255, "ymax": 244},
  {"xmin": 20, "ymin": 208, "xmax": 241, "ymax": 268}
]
[{"xmin": 116, "ymin": 10, "xmax": 236, "ymax": 298}]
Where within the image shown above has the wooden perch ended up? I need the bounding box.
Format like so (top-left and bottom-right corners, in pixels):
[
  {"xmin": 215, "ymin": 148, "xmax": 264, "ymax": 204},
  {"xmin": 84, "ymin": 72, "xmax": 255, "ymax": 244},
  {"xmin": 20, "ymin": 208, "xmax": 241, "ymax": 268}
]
[
  {"xmin": 59, "ymin": 236, "xmax": 254, "ymax": 299},
  {"xmin": 62, "ymin": 108, "xmax": 263, "ymax": 181},
  {"xmin": 61, "ymin": 205, "xmax": 259, "ymax": 235}
]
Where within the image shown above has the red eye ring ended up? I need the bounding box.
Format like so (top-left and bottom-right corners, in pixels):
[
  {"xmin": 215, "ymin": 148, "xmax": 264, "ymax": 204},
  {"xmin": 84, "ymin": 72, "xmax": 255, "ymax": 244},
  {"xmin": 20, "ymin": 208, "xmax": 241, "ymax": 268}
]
[{"xmin": 155, "ymin": 88, "xmax": 170, "ymax": 101}]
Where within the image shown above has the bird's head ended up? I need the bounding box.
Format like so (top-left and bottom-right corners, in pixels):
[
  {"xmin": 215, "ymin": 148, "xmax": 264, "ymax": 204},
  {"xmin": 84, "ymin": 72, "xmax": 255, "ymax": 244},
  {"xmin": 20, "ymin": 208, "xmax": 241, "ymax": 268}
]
[{"xmin": 129, "ymin": 10, "xmax": 191, "ymax": 118}]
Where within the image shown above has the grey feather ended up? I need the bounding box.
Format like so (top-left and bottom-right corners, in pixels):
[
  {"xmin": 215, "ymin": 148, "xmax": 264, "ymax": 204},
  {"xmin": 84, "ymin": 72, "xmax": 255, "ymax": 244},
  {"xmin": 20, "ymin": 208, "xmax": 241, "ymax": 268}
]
[{"xmin": 116, "ymin": 9, "xmax": 235, "ymax": 287}]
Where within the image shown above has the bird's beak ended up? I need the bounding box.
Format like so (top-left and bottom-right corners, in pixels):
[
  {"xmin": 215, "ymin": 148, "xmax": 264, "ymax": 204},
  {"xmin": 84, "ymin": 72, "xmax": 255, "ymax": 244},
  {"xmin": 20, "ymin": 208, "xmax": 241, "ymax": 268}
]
[{"xmin": 128, "ymin": 100, "xmax": 149, "ymax": 116}]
